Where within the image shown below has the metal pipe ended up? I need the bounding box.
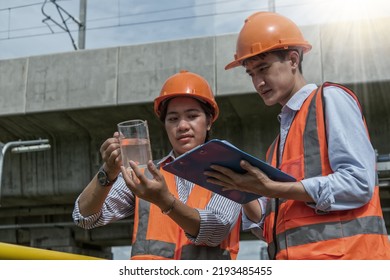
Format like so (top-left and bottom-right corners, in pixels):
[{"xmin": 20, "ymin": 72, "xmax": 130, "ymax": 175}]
[
  {"xmin": 0, "ymin": 242, "xmax": 103, "ymax": 260},
  {"xmin": 377, "ymin": 154, "xmax": 390, "ymax": 162},
  {"xmin": 11, "ymin": 144, "xmax": 51, "ymax": 153},
  {"xmin": 0, "ymin": 139, "xmax": 51, "ymax": 206}
]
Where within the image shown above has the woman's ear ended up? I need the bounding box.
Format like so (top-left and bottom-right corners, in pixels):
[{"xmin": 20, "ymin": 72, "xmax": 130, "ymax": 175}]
[{"xmin": 207, "ymin": 116, "xmax": 212, "ymax": 131}]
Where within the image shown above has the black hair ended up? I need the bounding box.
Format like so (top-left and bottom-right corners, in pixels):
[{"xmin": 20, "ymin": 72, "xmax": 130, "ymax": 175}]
[{"xmin": 243, "ymin": 48, "xmax": 304, "ymax": 73}]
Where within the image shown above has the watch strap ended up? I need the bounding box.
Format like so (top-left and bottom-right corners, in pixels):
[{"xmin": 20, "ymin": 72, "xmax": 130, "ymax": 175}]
[{"xmin": 98, "ymin": 167, "xmax": 117, "ymax": 187}]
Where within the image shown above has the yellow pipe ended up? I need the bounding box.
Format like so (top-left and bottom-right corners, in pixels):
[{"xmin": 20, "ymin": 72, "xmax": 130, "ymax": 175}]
[{"xmin": 0, "ymin": 242, "xmax": 104, "ymax": 260}]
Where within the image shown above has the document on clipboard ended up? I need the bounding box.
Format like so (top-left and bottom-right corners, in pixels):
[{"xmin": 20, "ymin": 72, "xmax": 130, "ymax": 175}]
[{"xmin": 162, "ymin": 139, "xmax": 296, "ymax": 204}]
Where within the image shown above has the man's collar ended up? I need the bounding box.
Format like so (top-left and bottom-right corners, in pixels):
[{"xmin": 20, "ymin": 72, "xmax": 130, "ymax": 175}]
[{"xmin": 284, "ymin": 84, "xmax": 318, "ymax": 111}]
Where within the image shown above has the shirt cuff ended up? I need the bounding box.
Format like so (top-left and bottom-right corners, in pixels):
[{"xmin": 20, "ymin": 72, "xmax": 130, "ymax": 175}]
[
  {"xmin": 185, "ymin": 209, "xmax": 229, "ymax": 247},
  {"xmin": 301, "ymin": 177, "xmax": 334, "ymax": 213},
  {"xmin": 72, "ymin": 198, "xmax": 102, "ymax": 229},
  {"xmin": 241, "ymin": 211, "xmax": 264, "ymax": 231}
]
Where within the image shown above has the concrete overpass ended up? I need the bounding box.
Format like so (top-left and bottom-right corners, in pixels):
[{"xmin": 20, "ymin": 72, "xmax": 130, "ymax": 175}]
[{"xmin": 1, "ymin": 17, "xmax": 390, "ymax": 258}]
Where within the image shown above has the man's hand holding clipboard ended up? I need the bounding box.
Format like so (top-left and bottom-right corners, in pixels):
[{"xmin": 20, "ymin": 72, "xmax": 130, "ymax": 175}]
[{"xmin": 163, "ymin": 139, "xmax": 296, "ymax": 204}]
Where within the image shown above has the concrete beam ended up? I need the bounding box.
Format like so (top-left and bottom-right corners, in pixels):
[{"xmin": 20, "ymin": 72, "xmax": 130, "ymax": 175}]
[{"xmin": 1, "ymin": 17, "xmax": 389, "ymax": 117}]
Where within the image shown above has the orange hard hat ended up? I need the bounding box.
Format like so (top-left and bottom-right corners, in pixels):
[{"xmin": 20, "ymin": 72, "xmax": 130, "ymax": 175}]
[
  {"xmin": 154, "ymin": 70, "xmax": 219, "ymax": 122},
  {"xmin": 225, "ymin": 12, "xmax": 312, "ymax": 70}
]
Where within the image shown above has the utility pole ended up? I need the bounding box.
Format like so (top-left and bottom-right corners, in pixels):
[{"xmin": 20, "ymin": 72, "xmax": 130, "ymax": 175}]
[
  {"xmin": 78, "ymin": 0, "xmax": 87, "ymax": 49},
  {"xmin": 268, "ymin": 0, "xmax": 276, "ymax": 12},
  {"xmin": 41, "ymin": 0, "xmax": 86, "ymax": 50}
]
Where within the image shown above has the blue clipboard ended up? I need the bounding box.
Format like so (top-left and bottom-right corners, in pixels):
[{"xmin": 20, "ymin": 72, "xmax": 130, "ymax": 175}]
[{"xmin": 162, "ymin": 139, "xmax": 296, "ymax": 204}]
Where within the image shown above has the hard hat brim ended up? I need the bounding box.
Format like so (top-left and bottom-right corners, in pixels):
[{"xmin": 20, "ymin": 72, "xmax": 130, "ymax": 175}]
[{"xmin": 225, "ymin": 44, "xmax": 312, "ymax": 70}]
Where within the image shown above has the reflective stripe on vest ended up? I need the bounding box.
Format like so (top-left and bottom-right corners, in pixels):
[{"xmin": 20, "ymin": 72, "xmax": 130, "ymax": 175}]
[
  {"xmin": 131, "ymin": 168, "xmax": 240, "ymax": 260},
  {"xmin": 266, "ymin": 137, "xmax": 278, "ymax": 166},
  {"xmin": 303, "ymin": 87, "xmax": 323, "ymax": 178},
  {"xmin": 268, "ymin": 215, "xmax": 388, "ymax": 256},
  {"xmin": 131, "ymin": 198, "xmax": 176, "ymax": 259},
  {"xmin": 265, "ymin": 82, "xmax": 390, "ymax": 260}
]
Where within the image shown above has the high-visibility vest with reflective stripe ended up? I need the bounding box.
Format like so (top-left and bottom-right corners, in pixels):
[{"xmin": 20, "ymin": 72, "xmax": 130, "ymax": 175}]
[
  {"xmin": 130, "ymin": 168, "xmax": 241, "ymax": 260},
  {"xmin": 264, "ymin": 82, "xmax": 390, "ymax": 260}
]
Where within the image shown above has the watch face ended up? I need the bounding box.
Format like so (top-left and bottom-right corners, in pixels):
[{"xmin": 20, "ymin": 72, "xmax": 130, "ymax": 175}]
[{"xmin": 97, "ymin": 170, "xmax": 108, "ymax": 186}]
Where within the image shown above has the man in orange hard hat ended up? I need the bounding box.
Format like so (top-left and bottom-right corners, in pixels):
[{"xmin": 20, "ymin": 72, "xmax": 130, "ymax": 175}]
[
  {"xmin": 205, "ymin": 11, "xmax": 390, "ymax": 259},
  {"xmin": 73, "ymin": 70, "xmax": 241, "ymax": 260}
]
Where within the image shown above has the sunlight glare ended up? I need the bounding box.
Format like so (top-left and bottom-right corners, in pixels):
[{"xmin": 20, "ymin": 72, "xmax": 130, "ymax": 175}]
[{"xmin": 278, "ymin": 0, "xmax": 390, "ymax": 26}]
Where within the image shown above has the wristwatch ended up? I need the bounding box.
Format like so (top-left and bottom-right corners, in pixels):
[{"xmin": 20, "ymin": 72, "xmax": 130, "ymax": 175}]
[{"xmin": 97, "ymin": 167, "xmax": 117, "ymax": 187}]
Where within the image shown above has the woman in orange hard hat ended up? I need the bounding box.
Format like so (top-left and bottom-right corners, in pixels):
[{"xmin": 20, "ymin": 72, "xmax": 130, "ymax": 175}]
[
  {"xmin": 205, "ymin": 12, "xmax": 390, "ymax": 259},
  {"xmin": 72, "ymin": 70, "xmax": 241, "ymax": 260}
]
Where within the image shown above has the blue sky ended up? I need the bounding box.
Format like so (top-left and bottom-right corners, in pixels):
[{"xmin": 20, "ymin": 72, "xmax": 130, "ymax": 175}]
[
  {"xmin": 0, "ymin": 0, "xmax": 266, "ymax": 59},
  {"xmin": 1, "ymin": 0, "xmax": 389, "ymax": 60}
]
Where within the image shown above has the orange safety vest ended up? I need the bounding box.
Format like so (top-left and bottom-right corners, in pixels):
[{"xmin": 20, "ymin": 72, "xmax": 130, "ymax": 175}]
[
  {"xmin": 130, "ymin": 167, "xmax": 241, "ymax": 260},
  {"xmin": 264, "ymin": 82, "xmax": 390, "ymax": 260}
]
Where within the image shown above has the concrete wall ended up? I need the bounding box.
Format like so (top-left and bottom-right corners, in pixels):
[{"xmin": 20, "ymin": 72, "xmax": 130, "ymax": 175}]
[{"xmin": 0, "ymin": 17, "xmax": 390, "ymax": 253}]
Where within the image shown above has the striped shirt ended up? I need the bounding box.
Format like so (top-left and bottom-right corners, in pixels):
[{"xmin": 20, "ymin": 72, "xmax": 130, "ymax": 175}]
[{"xmin": 72, "ymin": 151, "xmax": 242, "ymax": 247}]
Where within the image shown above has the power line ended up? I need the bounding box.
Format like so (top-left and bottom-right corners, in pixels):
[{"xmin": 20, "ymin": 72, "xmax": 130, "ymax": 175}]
[
  {"xmin": 0, "ymin": 0, "xmax": 240, "ymax": 34},
  {"xmin": 87, "ymin": 8, "xmax": 266, "ymax": 32},
  {"xmin": 87, "ymin": 0, "xmax": 240, "ymax": 22},
  {"xmin": 0, "ymin": 2, "xmax": 43, "ymax": 11},
  {"xmin": 0, "ymin": 0, "xmax": 69, "ymax": 11},
  {"xmin": 0, "ymin": 0, "xmax": 73, "ymax": 35},
  {"xmin": 0, "ymin": 7, "xmax": 266, "ymax": 41},
  {"xmin": 0, "ymin": 5, "xmax": 267, "ymax": 42},
  {"xmin": 41, "ymin": 0, "xmax": 82, "ymax": 50}
]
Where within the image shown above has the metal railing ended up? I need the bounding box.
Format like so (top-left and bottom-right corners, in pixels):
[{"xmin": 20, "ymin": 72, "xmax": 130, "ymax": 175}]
[
  {"xmin": 0, "ymin": 139, "xmax": 51, "ymax": 205},
  {"xmin": 377, "ymin": 153, "xmax": 390, "ymax": 188}
]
